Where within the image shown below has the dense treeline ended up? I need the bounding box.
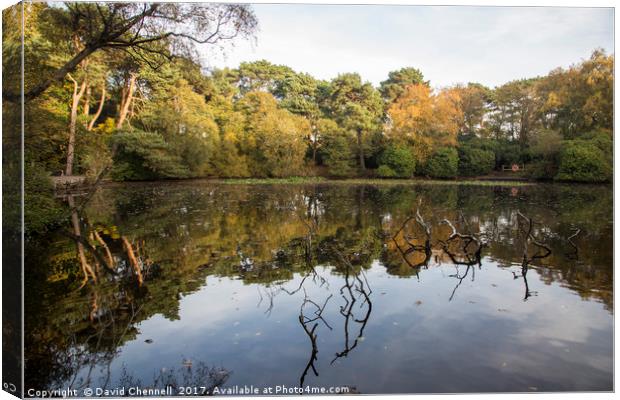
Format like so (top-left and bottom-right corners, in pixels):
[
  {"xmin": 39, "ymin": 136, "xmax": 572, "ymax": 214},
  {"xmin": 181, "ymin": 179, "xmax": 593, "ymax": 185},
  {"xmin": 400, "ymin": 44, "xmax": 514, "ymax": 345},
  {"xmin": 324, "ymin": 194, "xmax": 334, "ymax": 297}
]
[{"xmin": 5, "ymin": 3, "xmax": 614, "ymax": 184}]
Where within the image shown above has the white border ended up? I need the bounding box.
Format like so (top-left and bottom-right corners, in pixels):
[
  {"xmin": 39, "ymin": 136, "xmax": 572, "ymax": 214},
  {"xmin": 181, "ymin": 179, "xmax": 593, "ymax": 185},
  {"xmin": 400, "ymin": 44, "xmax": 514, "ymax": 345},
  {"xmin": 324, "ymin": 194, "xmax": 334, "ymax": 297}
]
[{"xmin": 0, "ymin": 1, "xmax": 615, "ymax": 400}]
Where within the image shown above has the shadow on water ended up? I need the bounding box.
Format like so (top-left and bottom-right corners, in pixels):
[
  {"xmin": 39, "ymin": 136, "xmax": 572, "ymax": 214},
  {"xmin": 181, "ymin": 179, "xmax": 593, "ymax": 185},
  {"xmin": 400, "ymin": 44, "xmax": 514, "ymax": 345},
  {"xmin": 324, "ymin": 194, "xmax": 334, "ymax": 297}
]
[{"xmin": 24, "ymin": 182, "xmax": 613, "ymax": 394}]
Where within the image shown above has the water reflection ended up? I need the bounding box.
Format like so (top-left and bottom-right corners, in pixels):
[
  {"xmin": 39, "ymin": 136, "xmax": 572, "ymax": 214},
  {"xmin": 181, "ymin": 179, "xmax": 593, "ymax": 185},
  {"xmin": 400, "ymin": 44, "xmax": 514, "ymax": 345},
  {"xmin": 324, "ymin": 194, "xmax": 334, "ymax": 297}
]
[{"xmin": 25, "ymin": 182, "xmax": 613, "ymax": 393}]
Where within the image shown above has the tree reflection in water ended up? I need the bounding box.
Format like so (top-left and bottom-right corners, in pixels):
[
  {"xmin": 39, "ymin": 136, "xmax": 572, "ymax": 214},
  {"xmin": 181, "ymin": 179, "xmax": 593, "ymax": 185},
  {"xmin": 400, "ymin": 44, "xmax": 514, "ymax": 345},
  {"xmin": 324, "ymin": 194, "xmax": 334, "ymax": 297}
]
[
  {"xmin": 391, "ymin": 208, "xmax": 559, "ymax": 303},
  {"xmin": 293, "ymin": 249, "xmax": 373, "ymax": 387},
  {"xmin": 117, "ymin": 360, "xmax": 230, "ymax": 395},
  {"xmin": 298, "ymin": 289, "xmax": 332, "ymax": 386},
  {"xmin": 24, "ymin": 183, "xmax": 612, "ymax": 393},
  {"xmin": 512, "ymin": 212, "xmax": 552, "ymax": 301},
  {"xmin": 330, "ymin": 252, "xmax": 372, "ymax": 365}
]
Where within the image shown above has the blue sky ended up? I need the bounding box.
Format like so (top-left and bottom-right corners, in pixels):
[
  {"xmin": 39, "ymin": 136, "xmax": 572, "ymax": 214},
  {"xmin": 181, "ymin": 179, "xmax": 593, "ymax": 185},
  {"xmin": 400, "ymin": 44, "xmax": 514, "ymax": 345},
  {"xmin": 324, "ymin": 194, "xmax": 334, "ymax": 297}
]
[{"xmin": 202, "ymin": 5, "xmax": 614, "ymax": 88}]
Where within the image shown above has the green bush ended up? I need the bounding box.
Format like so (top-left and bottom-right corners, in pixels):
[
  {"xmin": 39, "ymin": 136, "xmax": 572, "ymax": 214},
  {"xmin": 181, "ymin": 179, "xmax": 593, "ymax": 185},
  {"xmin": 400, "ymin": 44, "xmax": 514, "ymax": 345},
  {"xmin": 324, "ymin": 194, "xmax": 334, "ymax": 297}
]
[
  {"xmin": 530, "ymin": 129, "xmax": 562, "ymax": 159},
  {"xmin": 110, "ymin": 130, "xmax": 190, "ymax": 181},
  {"xmin": 555, "ymin": 140, "xmax": 612, "ymax": 183},
  {"xmin": 458, "ymin": 136, "xmax": 497, "ymax": 152},
  {"xmin": 378, "ymin": 145, "xmax": 415, "ymax": 178},
  {"xmin": 458, "ymin": 145, "xmax": 495, "ymax": 176},
  {"xmin": 377, "ymin": 165, "xmax": 397, "ymax": 178},
  {"xmin": 582, "ymin": 129, "xmax": 613, "ymax": 165},
  {"xmin": 321, "ymin": 133, "xmax": 356, "ymax": 178},
  {"xmin": 527, "ymin": 160, "xmax": 558, "ymax": 180},
  {"xmin": 421, "ymin": 147, "xmax": 458, "ymax": 179},
  {"xmin": 494, "ymin": 140, "xmax": 526, "ymax": 168},
  {"xmin": 527, "ymin": 129, "xmax": 562, "ymax": 180},
  {"xmin": 24, "ymin": 162, "xmax": 65, "ymax": 237}
]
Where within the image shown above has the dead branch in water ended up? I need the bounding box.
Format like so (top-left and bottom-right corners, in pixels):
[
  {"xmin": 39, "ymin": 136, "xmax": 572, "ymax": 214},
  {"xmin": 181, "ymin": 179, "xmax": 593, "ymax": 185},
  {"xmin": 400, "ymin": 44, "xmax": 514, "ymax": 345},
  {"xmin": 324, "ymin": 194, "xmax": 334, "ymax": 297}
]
[
  {"xmin": 414, "ymin": 208, "xmax": 432, "ymax": 241},
  {"xmin": 393, "ymin": 207, "xmax": 432, "ymax": 251},
  {"xmin": 392, "ymin": 237, "xmax": 431, "ymax": 271},
  {"xmin": 300, "ymin": 289, "xmax": 333, "ymax": 330},
  {"xmin": 298, "ymin": 290, "xmax": 332, "ymax": 386},
  {"xmin": 516, "ymin": 212, "xmax": 551, "ymax": 261},
  {"xmin": 298, "ymin": 316, "xmax": 319, "ymax": 386},
  {"xmin": 448, "ymin": 264, "xmax": 474, "ymax": 302},
  {"xmin": 391, "ymin": 207, "xmax": 433, "ymax": 271},
  {"xmin": 514, "ymin": 212, "xmax": 552, "ymax": 301},
  {"xmin": 440, "ymin": 218, "xmax": 484, "ymax": 255},
  {"xmin": 443, "ymin": 246, "xmax": 482, "ymax": 267},
  {"xmin": 566, "ymin": 228, "xmax": 582, "ymax": 260},
  {"xmin": 567, "ymin": 228, "xmax": 582, "ymax": 243},
  {"xmin": 438, "ymin": 216, "xmax": 485, "ymax": 267},
  {"xmin": 511, "ymin": 266, "xmax": 538, "ymax": 301},
  {"xmin": 331, "ymin": 251, "xmax": 372, "ymax": 365},
  {"xmin": 257, "ymin": 285, "xmax": 280, "ymax": 316}
]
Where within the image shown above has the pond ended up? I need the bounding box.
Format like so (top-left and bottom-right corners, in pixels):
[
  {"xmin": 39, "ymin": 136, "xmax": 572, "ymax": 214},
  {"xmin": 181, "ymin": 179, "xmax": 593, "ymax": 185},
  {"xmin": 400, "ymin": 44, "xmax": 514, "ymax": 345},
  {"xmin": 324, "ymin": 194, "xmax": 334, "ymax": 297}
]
[{"xmin": 25, "ymin": 182, "xmax": 613, "ymax": 395}]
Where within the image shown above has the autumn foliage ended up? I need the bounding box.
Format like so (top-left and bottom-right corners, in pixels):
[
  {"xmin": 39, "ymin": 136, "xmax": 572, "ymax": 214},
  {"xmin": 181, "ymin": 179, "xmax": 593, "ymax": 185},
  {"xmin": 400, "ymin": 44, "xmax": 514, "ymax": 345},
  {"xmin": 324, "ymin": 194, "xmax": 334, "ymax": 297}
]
[{"xmin": 5, "ymin": 3, "xmax": 613, "ymax": 183}]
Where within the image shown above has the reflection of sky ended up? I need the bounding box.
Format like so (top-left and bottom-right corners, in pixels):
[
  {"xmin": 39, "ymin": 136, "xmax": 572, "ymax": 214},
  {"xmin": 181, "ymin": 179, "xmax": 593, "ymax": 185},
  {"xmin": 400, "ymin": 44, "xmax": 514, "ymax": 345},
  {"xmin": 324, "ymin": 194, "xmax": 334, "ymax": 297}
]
[{"xmin": 76, "ymin": 257, "xmax": 612, "ymax": 393}]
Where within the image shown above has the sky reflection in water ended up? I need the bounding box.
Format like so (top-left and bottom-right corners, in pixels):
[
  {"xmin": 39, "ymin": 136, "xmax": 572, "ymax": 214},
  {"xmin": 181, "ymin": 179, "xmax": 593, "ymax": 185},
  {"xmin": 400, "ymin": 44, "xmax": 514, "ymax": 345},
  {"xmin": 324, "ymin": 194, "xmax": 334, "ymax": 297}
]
[{"xmin": 26, "ymin": 183, "xmax": 612, "ymax": 394}]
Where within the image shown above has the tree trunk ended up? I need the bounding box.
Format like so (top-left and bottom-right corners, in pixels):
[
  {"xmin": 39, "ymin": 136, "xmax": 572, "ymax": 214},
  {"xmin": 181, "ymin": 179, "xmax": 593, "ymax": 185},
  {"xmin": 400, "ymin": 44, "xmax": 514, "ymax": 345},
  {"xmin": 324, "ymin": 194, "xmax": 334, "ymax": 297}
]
[
  {"xmin": 357, "ymin": 129, "xmax": 365, "ymax": 170},
  {"xmin": 116, "ymin": 74, "xmax": 136, "ymax": 129},
  {"xmin": 311, "ymin": 129, "xmax": 319, "ymax": 164},
  {"xmin": 310, "ymin": 121, "xmax": 319, "ymax": 165},
  {"xmin": 66, "ymin": 74, "xmax": 88, "ymax": 176},
  {"xmin": 83, "ymin": 85, "xmax": 91, "ymax": 116},
  {"xmin": 87, "ymin": 78, "xmax": 107, "ymax": 131}
]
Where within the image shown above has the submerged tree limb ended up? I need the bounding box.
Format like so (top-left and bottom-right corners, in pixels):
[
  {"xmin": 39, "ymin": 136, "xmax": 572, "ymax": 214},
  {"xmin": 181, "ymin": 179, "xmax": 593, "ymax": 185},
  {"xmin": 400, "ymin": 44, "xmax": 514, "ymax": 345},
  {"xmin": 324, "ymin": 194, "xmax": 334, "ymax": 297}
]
[
  {"xmin": 330, "ymin": 251, "xmax": 372, "ymax": 364},
  {"xmin": 514, "ymin": 211, "xmax": 552, "ymax": 301},
  {"xmin": 566, "ymin": 228, "xmax": 582, "ymax": 260},
  {"xmin": 298, "ymin": 291, "xmax": 332, "ymax": 386},
  {"xmin": 298, "ymin": 316, "xmax": 319, "ymax": 386},
  {"xmin": 438, "ymin": 216, "xmax": 485, "ymax": 267},
  {"xmin": 516, "ymin": 212, "xmax": 552, "ymax": 261},
  {"xmin": 440, "ymin": 218, "xmax": 484, "ymax": 254}
]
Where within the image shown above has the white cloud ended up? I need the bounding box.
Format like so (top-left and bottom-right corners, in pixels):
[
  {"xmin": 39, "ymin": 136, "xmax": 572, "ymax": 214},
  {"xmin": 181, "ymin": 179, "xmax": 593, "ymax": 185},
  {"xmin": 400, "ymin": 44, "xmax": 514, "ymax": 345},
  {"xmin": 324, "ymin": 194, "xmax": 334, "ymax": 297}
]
[{"xmin": 200, "ymin": 5, "xmax": 613, "ymax": 88}]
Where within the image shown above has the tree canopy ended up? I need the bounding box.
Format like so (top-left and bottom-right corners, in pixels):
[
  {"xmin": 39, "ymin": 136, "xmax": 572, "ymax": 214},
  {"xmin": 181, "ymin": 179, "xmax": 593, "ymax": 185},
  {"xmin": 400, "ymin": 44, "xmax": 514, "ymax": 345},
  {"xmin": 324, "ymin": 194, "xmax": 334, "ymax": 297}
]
[{"xmin": 4, "ymin": 2, "xmax": 613, "ymax": 184}]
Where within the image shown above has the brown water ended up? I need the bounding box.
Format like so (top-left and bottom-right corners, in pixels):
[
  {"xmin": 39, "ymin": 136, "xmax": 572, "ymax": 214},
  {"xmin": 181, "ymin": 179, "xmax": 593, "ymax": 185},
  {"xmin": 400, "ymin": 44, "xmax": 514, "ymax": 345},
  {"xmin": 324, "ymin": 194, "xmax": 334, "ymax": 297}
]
[{"xmin": 24, "ymin": 182, "xmax": 613, "ymax": 395}]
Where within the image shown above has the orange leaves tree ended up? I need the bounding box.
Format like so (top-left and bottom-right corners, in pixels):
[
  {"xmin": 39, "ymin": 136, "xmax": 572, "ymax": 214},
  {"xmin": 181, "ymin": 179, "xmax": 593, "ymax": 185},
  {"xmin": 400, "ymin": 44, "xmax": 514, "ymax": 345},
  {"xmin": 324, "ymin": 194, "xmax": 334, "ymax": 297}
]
[{"xmin": 386, "ymin": 84, "xmax": 463, "ymax": 164}]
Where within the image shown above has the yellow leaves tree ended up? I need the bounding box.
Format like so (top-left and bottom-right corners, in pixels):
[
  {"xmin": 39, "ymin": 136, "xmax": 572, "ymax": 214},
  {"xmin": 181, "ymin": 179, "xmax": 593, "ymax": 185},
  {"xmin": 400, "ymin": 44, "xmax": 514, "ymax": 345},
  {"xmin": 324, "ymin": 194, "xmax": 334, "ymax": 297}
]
[
  {"xmin": 386, "ymin": 84, "xmax": 462, "ymax": 162},
  {"xmin": 433, "ymin": 87, "xmax": 463, "ymax": 145},
  {"xmin": 452, "ymin": 83, "xmax": 491, "ymax": 136},
  {"xmin": 387, "ymin": 84, "xmax": 433, "ymax": 138},
  {"xmin": 580, "ymin": 50, "xmax": 613, "ymax": 130},
  {"xmin": 537, "ymin": 49, "xmax": 613, "ymax": 138},
  {"xmin": 140, "ymin": 78, "xmax": 220, "ymax": 177},
  {"xmin": 215, "ymin": 110, "xmax": 252, "ymax": 178},
  {"xmin": 256, "ymin": 105, "xmax": 311, "ymax": 177},
  {"xmin": 236, "ymin": 92, "xmax": 311, "ymax": 177}
]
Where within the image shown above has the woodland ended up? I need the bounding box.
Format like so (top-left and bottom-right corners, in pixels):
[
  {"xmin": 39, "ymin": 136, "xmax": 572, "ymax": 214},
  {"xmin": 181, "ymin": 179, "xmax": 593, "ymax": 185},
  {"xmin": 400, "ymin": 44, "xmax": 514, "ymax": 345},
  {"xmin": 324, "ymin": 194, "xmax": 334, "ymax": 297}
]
[{"xmin": 2, "ymin": 2, "xmax": 613, "ymax": 188}]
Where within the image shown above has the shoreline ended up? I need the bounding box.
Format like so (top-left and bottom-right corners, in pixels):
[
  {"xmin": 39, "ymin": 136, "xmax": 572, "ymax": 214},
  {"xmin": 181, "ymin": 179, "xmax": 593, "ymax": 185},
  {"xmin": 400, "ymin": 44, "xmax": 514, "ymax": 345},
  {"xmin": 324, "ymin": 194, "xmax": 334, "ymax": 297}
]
[{"xmin": 95, "ymin": 176, "xmax": 610, "ymax": 188}]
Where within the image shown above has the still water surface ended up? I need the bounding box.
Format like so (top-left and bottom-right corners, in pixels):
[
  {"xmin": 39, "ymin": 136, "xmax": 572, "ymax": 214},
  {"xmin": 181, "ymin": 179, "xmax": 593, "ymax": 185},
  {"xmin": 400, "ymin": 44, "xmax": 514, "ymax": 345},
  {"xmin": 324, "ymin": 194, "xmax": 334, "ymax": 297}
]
[{"xmin": 25, "ymin": 182, "xmax": 613, "ymax": 394}]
